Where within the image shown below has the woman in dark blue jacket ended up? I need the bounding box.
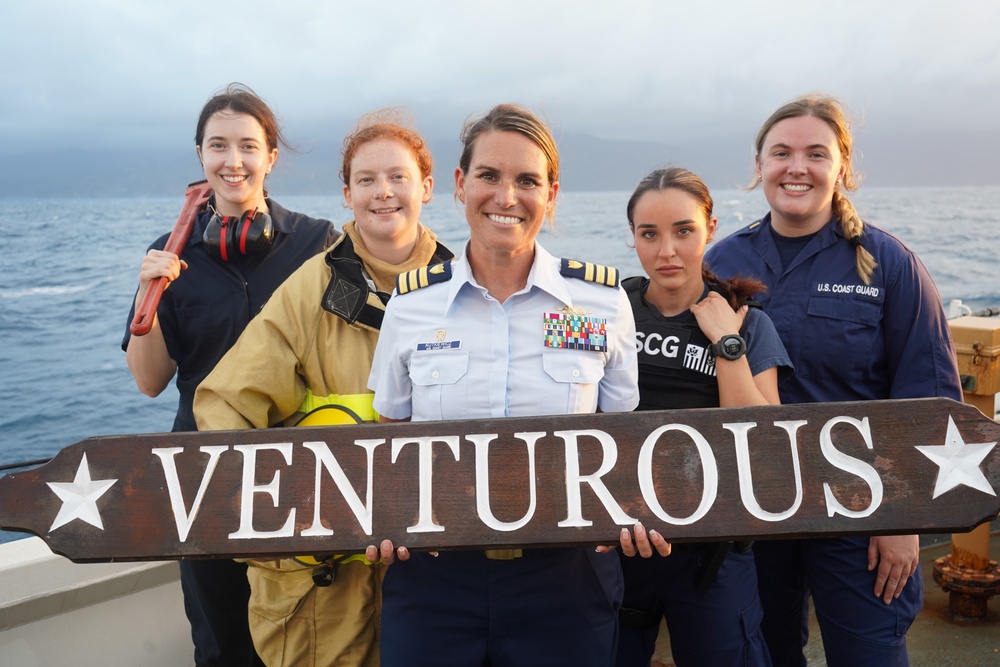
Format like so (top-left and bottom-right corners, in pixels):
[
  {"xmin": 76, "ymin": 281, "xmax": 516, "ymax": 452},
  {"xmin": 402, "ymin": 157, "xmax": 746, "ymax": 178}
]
[
  {"xmin": 705, "ymin": 94, "xmax": 962, "ymax": 667},
  {"xmin": 123, "ymin": 83, "xmax": 336, "ymax": 667}
]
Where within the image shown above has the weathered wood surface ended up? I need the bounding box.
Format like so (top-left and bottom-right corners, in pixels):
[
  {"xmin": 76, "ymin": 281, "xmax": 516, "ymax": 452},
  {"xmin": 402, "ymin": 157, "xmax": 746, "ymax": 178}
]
[{"xmin": 1, "ymin": 398, "xmax": 997, "ymax": 563}]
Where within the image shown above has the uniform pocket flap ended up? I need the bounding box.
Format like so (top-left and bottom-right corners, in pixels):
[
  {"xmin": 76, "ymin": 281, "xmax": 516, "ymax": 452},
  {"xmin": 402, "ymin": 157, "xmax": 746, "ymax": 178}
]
[
  {"xmin": 807, "ymin": 296, "xmax": 880, "ymax": 327},
  {"xmin": 410, "ymin": 350, "xmax": 469, "ymax": 386},
  {"xmin": 542, "ymin": 351, "xmax": 605, "ymax": 384}
]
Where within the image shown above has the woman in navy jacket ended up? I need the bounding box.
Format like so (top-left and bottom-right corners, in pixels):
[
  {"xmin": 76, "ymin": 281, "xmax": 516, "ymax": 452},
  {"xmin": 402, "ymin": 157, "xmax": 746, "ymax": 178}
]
[
  {"xmin": 705, "ymin": 94, "xmax": 962, "ymax": 667},
  {"xmin": 123, "ymin": 83, "xmax": 336, "ymax": 667}
]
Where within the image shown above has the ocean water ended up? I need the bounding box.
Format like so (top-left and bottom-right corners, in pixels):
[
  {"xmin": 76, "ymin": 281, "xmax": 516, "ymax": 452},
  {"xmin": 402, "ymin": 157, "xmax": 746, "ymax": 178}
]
[{"xmin": 1, "ymin": 187, "xmax": 999, "ymax": 542}]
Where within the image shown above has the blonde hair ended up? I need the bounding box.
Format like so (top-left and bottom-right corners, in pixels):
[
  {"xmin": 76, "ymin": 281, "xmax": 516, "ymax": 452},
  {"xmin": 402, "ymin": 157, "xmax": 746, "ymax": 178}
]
[{"xmin": 750, "ymin": 94, "xmax": 876, "ymax": 284}]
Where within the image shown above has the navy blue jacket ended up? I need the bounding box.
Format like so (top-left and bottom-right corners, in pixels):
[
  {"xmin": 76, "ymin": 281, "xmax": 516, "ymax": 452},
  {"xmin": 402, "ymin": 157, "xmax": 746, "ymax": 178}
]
[
  {"xmin": 706, "ymin": 214, "xmax": 961, "ymax": 404},
  {"xmin": 123, "ymin": 200, "xmax": 338, "ymax": 432}
]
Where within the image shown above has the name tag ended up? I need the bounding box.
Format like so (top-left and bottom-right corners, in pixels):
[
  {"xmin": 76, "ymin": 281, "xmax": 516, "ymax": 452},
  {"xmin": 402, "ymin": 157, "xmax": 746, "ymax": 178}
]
[
  {"xmin": 814, "ymin": 282, "xmax": 882, "ymax": 300},
  {"xmin": 416, "ymin": 341, "xmax": 461, "ymax": 351}
]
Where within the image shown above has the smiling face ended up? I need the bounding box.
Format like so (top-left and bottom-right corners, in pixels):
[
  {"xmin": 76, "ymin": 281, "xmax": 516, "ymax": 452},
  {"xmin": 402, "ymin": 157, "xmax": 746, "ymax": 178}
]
[
  {"xmin": 343, "ymin": 138, "xmax": 432, "ymax": 255},
  {"xmin": 757, "ymin": 114, "xmax": 846, "ymax": 236},
  {"xmin": 196, "ymin": 110, "xmax": 277, "ymax": 217},
  {"xmin": 455, "ymin": 130, "xmax": 558, "ymax": 263},
  {"xmin": 631, "ymin": 188, "xmax": 716, "ymax": 312}
]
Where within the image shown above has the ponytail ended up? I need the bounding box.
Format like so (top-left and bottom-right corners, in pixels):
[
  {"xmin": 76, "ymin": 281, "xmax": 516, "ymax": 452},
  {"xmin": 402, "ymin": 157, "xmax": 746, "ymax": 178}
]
[{"xmin": 701, "ymin": 266, "xmax": 767, "ymax": 311}]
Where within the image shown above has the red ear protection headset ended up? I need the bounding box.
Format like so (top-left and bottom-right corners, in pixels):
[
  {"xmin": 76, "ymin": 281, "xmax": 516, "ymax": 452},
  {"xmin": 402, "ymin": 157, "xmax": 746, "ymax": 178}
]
[{"xmin": 202, "ymin": 207, "xmax": 274, "ymax": 261}]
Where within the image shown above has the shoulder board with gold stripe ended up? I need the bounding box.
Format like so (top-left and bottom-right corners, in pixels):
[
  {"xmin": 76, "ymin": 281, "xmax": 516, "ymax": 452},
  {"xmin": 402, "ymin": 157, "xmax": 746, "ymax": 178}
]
[
  {"xmin": 395, "ymin": 261, "xmax": 453, "ymax": 295},
  {"xmin": 559, "ymin": 258, "xmax": 620, "ymax": 287}
]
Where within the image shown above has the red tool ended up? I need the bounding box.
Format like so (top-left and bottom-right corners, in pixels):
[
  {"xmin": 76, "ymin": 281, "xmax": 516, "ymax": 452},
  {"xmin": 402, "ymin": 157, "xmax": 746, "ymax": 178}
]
[{"xmin": 130, "ymin": 180, "xmax": 213, "ymax": 336}]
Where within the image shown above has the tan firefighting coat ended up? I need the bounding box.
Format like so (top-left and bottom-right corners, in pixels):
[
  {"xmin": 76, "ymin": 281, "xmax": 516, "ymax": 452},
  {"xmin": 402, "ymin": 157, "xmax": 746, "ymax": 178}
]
[{"xmin": 195, "ymin": 221, "xmax": 451, "ymax": 430}]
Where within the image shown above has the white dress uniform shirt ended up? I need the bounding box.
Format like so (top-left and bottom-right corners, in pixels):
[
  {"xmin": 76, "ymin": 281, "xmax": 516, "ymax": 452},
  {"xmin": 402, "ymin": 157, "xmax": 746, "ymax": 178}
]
[{"xmin": 369, "ymin": 242, "xmax": 639, "ymax": 421}]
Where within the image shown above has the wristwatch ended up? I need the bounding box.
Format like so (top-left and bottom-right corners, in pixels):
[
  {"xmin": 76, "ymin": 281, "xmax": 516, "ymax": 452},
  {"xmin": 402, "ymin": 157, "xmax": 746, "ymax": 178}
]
[{"xmin": 711, "ymin": 334, "xmax": 746, "ymax": 361}]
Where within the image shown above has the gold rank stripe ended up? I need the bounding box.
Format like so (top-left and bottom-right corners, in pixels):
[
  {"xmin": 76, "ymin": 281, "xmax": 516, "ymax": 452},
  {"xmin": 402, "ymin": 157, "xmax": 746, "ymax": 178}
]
[
  {"xmin": 396, "ymin": 267, "xmax": 424, "ymax": 295},
  {"xmin": 584, "ymin": 262, "xmax": 618, "ymax": 287},
  {"xmin": 562, "ymin": 259, "xmax": 619, "ymax": 287},
  {"xmin": 396, "ymin": 263, "xmax": 450, "ymax": 295},
  {"xmin": 602, "ymin": 264, "xmax": 617, "ymax": 286},
  {"xmin": 412, "ymin": 266, "xmax": 428, "ymax": 291}
]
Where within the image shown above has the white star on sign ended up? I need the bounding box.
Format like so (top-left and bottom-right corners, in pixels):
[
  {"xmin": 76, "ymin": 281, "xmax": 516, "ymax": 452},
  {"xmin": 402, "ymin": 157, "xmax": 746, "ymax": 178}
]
[
  {"xmin": 916, "ymin": 416, "xmax": 996, "ymax": 500},
  {"xmin": 46, "ymin": 453, "xmax": 118, "ymax": 531}
]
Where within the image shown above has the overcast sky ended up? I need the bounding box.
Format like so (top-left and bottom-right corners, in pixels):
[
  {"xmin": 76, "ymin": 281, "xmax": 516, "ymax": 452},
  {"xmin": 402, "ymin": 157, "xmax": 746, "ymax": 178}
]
[{"xmin": 3, "ymin": 1, "xmax": 998, "ymax": 185}]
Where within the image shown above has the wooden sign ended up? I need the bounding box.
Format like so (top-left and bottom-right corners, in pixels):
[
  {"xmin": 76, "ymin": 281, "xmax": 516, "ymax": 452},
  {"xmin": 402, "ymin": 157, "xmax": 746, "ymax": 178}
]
[{"xmin": 1, "ymin": 398, "xmax": 997, "ymax": 563}]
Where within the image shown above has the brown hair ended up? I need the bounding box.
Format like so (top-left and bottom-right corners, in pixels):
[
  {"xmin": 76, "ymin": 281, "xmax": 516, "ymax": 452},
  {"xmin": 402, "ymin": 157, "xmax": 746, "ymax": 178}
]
[
  {"xmin": 340, "ymin": 109, "xmax": 433, "ymax": 186},
  {"xmin": 750, "ymin": 94, "xmax": 877, "ymax": 284},
  {"xmin": 194, "ymin": 83, "xmax": 287, "ymax": 154},
  {"xmin": 628, "ymin": 167, "xmax": 766, "ymax": 309},
  {"xmin": 458, "ymin": 103, "xmax": 559, "ymax": 223}
]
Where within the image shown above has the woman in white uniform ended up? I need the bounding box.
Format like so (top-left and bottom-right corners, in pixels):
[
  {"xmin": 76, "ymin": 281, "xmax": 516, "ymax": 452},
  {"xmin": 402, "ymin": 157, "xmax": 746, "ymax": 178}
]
[{"xmin": 367, "ymin": 103, "xmax": 639, "ymax": 667}]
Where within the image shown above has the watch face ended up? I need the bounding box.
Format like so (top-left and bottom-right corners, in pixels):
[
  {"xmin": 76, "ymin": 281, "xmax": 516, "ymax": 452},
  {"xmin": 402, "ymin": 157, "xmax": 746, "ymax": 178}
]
[{"xmin": 715, "ymin": 334, "xmax": 746, "ymax": 360}]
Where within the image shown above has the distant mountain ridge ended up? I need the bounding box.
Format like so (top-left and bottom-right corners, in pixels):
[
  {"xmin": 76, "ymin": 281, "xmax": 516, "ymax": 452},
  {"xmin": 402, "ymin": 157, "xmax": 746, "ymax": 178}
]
[{"xmin": 2, "ymin": 130, "xmax": 997, "ymax": 197}]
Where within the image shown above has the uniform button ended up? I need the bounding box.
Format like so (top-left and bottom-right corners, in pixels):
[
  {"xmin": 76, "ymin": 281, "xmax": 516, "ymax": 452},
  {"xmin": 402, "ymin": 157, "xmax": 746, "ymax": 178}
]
[
  {"xmin": 572, "ymin": 369, "xmax": 581, "ymax": 378},
  {"xmin": 432, "ymin": 370, "xmax": 440, "ymax": 379}
]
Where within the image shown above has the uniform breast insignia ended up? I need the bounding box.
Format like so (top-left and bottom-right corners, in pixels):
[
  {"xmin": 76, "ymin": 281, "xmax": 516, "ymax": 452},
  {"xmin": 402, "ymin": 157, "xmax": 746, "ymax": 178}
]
[
  {"xmin": 396, "ymin": 260, "xmax": 453, "ymax": 295},
  {"xmin": 559, "ymin": 258, "xmax": 620, "ymax": 287},
  {"xmin": 557, "ymin": 305, "xmax": 591, "ymax": 316},
  {"xmin": 544, "ymin": 311, "xmax": 608, "ymax": 351}
]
